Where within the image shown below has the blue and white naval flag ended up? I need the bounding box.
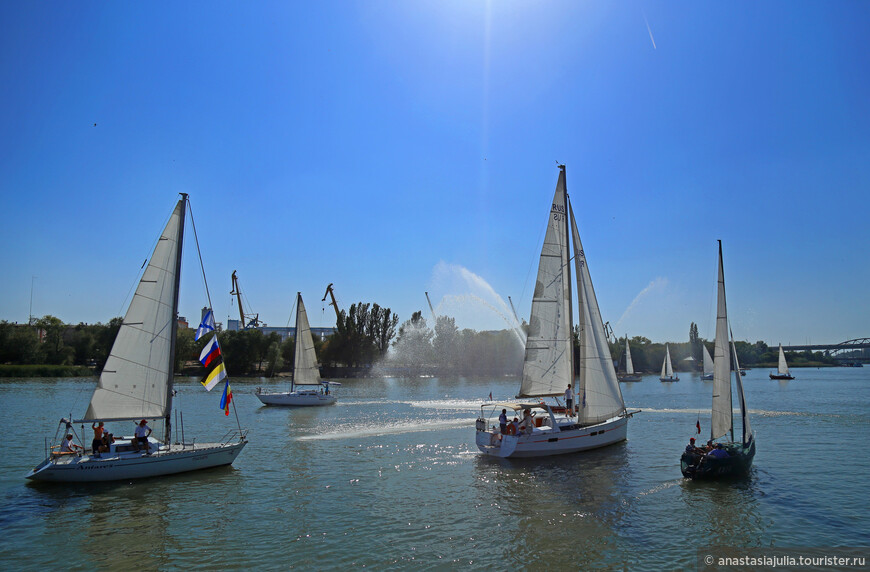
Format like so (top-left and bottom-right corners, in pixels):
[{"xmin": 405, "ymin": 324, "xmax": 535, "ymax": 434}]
[{"xmin": 195, "ymin": 309, "xmax": 215, "ymax": 341}]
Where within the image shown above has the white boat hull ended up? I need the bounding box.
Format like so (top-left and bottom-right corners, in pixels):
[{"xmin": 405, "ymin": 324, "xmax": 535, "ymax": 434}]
[
  {"xmin": 476, "ymin": 415, "xmax": 628, "ymax": 458},
  {"xmin": 256, "ymin": 391, "xmax": 335, "ymax": 407},
  {"xmin": 26, "ymin": 439, "xmax": 247, "ymax": 483}
]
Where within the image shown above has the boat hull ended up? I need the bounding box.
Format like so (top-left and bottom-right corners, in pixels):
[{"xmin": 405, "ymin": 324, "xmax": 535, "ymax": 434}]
[
  {"xmin": 680, "ymin": 439, "xmax": 755, "ymax": 480},
  {"xmin": 769, "ymin": 373, "xmax": 794, "ymax": 380},
  {"xmin": 476, "ymin": 415, "xmax": 628, "ymax": 458},
  {"xmin": 618, "ymin": 374, "xmax": 643, "ymax": 382},
  {"xmin": 659, "ymin": 376, "xmax": 680, "ymax": 382},
  {"xmin": 701, "ymin": 373, "xmax": 714, "ymax": 380},
  {"xmin": 256, "ymin": 391, "xmax": 335, "ymax": 406},
  {"xmin": 26, "ymin": 440, "xmax": 247, "ymax": 483}
]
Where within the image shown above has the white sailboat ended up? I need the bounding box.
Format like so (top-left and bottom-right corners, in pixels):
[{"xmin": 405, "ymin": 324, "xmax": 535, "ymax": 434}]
[
  {"xmin": 256, "ymin": 293, "xmax": 339, "ymax": 406},
  {"xmin": 659, "ymin": 344, "xmax": 679, "ymax": 381},
  {"xmin": 618, "ymin": 336, "xmax": 643, "ymax": 382},
  {"xmin": 475, "ymin": 166, "xmax": 635, "ymax": 458},
  {"xmin": 701, "ymin": 344, "xmax": 714, "ymax": 380},
  {"xmin": 681, "ymin": 241, "xmax": 755, "ymax": 479},
  {"xmin": 28, "ymin": 195, "xmax": 248, "ymax": 483},
  {"xmin": 769, "ymin": 344, "xmax": 795, "ymax": 380}
]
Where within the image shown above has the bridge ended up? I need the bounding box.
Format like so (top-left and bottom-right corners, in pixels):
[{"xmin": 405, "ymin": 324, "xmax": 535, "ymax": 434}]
[{"xmin": 780, "ymin": 338, "xmax": 870, "ymax": 365}]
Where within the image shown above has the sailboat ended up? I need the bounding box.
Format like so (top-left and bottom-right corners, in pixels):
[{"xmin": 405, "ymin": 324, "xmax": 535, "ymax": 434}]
[
  {"xmin": 255, "ymin": 293, "xmax": 339, "ymax": 406},
  {"xmin": 659, "ymin": 344, "xmax": 679, "ymax": 381},
  {"xmin": 701, "ymin": 345, "xmax": 714, "ymax": 380},
  {"xmin": 475, "ymin": 166, "xmax": 636, "ymax": 458},
  {"xmin": 28, "ymin": 195, "xmax": 248, "ymax": 482},
  {"xmin": 680, "ymin": 241, "xmax": 755, "ymax": 479},
  {"xmin": 769, "ymin": 344, "xmax": 795, "ymax": 380},
  {"xmin": 618, "ymin": 336, "xmax": 643, "ymax": 382}
]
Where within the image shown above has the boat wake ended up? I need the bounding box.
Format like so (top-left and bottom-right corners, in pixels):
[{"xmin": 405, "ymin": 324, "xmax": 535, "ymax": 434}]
[
  {"xmin": 638, "ymin": 407, "xmax": 817, "ymax": 417},
  {"xmin": 296, "ymin": 418, "xmax": 472, "ymax": 441},
  {"xmin": 635, "ymin": 478, "xmax": 683, "ymax": 498}
]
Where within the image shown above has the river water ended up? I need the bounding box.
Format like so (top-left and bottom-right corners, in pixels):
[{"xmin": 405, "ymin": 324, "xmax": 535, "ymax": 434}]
[{"xmin": 1, "ymin": 368, "xmax": 868, "ymax": 569}]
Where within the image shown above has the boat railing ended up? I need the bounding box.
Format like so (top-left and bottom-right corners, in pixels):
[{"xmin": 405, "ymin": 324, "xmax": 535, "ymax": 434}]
[{"xmin": 219, "ymin": 428, "xmax": 248, "ymax": 445}]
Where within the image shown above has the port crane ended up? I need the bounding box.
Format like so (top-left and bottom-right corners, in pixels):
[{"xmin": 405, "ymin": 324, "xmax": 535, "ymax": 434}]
[
  {"xmin": 322, "ymin": 283, "xmax": 342, "ymax": 324},
  {"xmin": 230, "ymin": 270, "xmax": 265, "ymax": 329}
]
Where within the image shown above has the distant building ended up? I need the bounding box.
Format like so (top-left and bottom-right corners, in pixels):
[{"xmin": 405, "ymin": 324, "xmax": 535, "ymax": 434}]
[
  {"xmin": 177, "ymin": 316, "xmax": 189, "ymax": 329},
  {"xmin": 226, "ymin": 319, "xmax": 334, "ymax": 341}
]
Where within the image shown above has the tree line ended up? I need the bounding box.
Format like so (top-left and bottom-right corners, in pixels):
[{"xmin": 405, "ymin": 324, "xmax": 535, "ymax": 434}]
[{"xmin": 1, "ymin": 314, "xmax": 838, "ymax": 377}]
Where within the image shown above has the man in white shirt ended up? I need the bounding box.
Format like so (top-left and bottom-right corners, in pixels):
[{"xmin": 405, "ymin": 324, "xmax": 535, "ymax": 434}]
[{"xmin": 564, "ymin": 384, "xmax": 574, "ymax": 417}]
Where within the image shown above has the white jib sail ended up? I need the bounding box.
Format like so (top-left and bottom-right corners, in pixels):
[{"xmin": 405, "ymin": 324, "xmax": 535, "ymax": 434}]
[
  {"xmin": 84, "ymin": 199, "xmax": 184, "ymax": 421},
  {"xmin": 519, "ymin": 170, "xmax": 572, "ymax": 398},
  {"xmin": 661, "ymin": 345, "xmax": 674, "ymax": 378},
  {"xmin": 571, "ymin": 202, "xmax": 625, "ymax": 425},
  {"xmin": 625, "ymin": 339, "xmax": 635, "ymax": 375},
  {"xmin": 293, "ymin": 293, "xmax": 322, "ymax": 387},
  {"xmin": 702, "ymin": 345, "xmax": 714, "ymax": 377},
  {"xmin": 777, "ymin": 344, "xmax": 790, "ymax": 375},
  {"xmin": 711, "ymin": 242, "xmax": 733, "ymax": 440}
]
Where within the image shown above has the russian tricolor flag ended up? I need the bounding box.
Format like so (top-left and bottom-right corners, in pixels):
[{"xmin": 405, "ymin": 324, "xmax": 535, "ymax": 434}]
[{"xmin": 199, "ymin": 335, "xmax": 221, "ymax": 368}]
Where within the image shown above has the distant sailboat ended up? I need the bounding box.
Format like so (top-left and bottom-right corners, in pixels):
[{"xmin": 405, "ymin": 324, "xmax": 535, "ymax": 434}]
[
  {"xmin": 701, "ymin": 345, "xmax": 714, "ymax": 380},
  {"xmin": 256, "ymin": 293, "xmax": 340, "ymax": 406},
  {"xmin": 659, "ymin": 344, "xmax": 679, "ymax": 382},
  {"xmin": 618, "ymin": 336, "xmax": 643, "ymax": 382},
  {"xmin": 28, "ymin": 195, "xmax": 248, "ymax": 482},
  {"xmin": 475, "ymin": 165, "xmax": 636, "ymax": 458},
  {"xmin": 769, "ymin": 344, "xmax": 795, "ymax": 380},
  {"xmin": 680, "ymin": 241, "xmax": 755, "ymax": 479}
]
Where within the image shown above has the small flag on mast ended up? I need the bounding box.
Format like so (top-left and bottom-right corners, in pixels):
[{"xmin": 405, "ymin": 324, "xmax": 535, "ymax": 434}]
[
  {"xmin": 195, "ymin": 309, "xmax": 215, "ymax": 341},
  {"xmin": 488, "ymin": 392, "xmax": 493, "ymax": 401},
  {"xmin": 220, "ymin": 380, "xmax": 233, "ymax": 416},
  {"xmin": 696, "ymin": 419, "xmax": 701, "ymax": 434}
]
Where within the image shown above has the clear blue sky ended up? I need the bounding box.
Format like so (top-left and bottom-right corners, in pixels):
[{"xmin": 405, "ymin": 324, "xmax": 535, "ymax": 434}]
[{"xmin": 2, "ymin": 1, "xmax": 868, "ymax": 346}]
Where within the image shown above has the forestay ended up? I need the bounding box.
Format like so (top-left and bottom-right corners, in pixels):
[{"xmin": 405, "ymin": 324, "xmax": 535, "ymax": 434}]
[
  {"xmin": 571, "ymin": 203, "xmax": 625, "ymax": 425},
  {"xmin": 84, "ymin": 200, "xmax": 184, "ymax": 422},
  {"xmin": 518, "ymin": 170, "xmax": 572, "ymax": 398}
]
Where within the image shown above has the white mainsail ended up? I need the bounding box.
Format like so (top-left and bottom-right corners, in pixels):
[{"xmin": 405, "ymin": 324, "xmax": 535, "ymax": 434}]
[
  {"xmin": 711, "ymin": 242, "xmax": 733, "ymax": 440},
  {"xmin": 293, "ymin": 293, "xmax": 322, "ymax": 388},
  {"xmin": 777, "ymin": 344, "xmax": 790, "ymax": 376},
  {"xmin": 661, "ymin": 345, "xmax": 675, "ymax": 378},
  {"xmin": 625, "ymin": 338, "xmax": 635, "ymax": 375},
  {"xmin": 571, "ymin": 203, "xmax": 625, "ymax": 424},
  {"xmin": 519, "ymin": 170, "xmax": 572, "ymax": 398},
  {"xmin": 84, "ymin": 200, "xmax": 184, "ymax": 422},
  {"xmin": 702, "ymin": 345, "xmax": 714, "ymax": 378}
]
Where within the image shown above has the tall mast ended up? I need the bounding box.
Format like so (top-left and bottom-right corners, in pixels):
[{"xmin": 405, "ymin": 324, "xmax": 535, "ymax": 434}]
[
  {"xmin": 164, "ymin": 193, "xmax": 187, "ymax": 442},
  {"xmin": 561, "ymin": 165, "xmax": 575, "ymax": 382}
]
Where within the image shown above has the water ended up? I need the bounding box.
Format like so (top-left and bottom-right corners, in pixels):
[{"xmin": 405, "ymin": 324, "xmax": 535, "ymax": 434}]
[{"xmin": 1, "ymin": 369, "xmax": 868, "ymax": 569}]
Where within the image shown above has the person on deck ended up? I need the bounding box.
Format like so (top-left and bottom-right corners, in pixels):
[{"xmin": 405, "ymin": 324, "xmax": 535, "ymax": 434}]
[
  {"xmin": 91, "ymin": 422, "xmax": 105, "ymax": 455},
  {"xmin": 60, "ymin": 434, "xmax": 82, "ymax": 454},
  {"xmin": 99, "ymin": 432, "xmax": 115, "ymax": 454},
  {"xmin": 685, "ymin": 437, "xmax": 703, "ymax": 455},
  {"xmin": 134, "ymin": 420, "xmax": 152, "ymax": 455},
  {"xmin": 707, "ymin": 444, "xmax": 730, "ymax": 459},
  {"xmin": 565, "ymin": 384, "xmax": 574, "ymax": 417},
  {"xmin": 498, "ymin": 409, "xmax": 508, "ymax": 434}
]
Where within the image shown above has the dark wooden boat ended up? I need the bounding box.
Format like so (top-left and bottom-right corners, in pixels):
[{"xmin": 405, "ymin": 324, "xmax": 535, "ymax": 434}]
[
  {"xmin": 680, "ymin": 242, "xmax": 754, "ymax": 481},
  {"xmin": 681, "ymin": 438, "xmax": 755, "ymax": 479}
]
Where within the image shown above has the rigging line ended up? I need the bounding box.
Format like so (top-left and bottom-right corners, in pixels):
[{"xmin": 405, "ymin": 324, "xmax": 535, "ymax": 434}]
[{"xmin": 185, "ymin": 197, "xmax": 214, "ymax": 312}]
